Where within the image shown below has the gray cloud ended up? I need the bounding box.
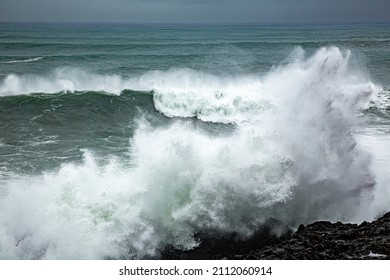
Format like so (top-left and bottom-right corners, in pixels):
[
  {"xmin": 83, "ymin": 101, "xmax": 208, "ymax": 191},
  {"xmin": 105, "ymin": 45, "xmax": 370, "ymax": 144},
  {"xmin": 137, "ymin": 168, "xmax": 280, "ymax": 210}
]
[{"xmin": 0, "ymin": 0, "xmax": 389, "ymax": 23}]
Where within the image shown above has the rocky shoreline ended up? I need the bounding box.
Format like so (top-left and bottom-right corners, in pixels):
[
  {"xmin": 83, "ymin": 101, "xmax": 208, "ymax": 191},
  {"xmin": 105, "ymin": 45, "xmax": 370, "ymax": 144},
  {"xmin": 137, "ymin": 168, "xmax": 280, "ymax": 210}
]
[{"xmin": 162, "ymin": 212, "xmax": 390, "ymax": 260}]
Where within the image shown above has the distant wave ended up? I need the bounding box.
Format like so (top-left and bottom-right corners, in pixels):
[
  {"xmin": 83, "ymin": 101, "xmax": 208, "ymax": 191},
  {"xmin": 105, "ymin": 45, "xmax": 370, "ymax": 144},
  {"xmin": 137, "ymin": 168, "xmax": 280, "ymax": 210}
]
[
  {"xmin": 1, "ymin": 57, "xmax": 43, "ymax": 64},
  {"xmin": 0, "ymin": 47, "xmax": 384, "ymax": 123}
]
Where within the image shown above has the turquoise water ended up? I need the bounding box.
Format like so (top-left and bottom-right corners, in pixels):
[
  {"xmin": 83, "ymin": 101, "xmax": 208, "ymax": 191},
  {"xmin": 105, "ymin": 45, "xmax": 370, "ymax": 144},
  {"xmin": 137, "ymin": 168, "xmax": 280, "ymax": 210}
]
[
  {"xmin": 1, "ymin": 23, "xmax": 390, "ymax": 80},
  {"xmin": 0, "ymin": 23, "xmax": 389, "ymax": 259}
]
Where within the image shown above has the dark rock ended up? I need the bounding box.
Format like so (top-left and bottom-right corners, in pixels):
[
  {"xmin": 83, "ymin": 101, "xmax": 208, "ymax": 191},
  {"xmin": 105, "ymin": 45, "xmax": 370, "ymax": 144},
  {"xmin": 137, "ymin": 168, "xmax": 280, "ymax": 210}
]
[
  {"xmin": 296, "ymin": 224, "xmax": 305, "ymax": 234},
  {"xmin": 161, "ymin": 211, "xmax": 390, "ymax": 260},
  {"xmin": 161, "ymin": 218, "xmax": 292, "ymax": 260},
  {"xmin": 237, "ymin": 212, "xmax": 390, "ymax": 260}
]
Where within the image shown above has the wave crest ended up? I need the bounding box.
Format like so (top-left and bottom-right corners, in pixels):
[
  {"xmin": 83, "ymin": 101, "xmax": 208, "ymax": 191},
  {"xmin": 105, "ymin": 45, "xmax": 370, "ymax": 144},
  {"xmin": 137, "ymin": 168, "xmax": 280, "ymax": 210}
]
[
  {"xmin": 0, "ymin": 57, "xmax": 43, "ymax": 64},
  {"xmin": 0, "ymin": 47, "xmax": 383, "ymax": 124}
]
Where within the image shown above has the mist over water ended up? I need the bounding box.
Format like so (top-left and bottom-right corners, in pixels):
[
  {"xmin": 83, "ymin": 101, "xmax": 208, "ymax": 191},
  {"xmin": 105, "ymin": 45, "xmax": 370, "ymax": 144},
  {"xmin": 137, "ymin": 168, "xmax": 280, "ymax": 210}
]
[{"xmin": 0, "ymin": 23, "xmax": 390, "ymax": 259}]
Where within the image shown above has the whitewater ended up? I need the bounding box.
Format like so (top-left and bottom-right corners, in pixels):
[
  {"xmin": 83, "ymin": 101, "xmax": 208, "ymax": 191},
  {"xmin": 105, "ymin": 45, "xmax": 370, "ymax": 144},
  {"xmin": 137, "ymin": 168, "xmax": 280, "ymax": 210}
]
[{"xmin": 0, "ymin": 23, "xmax": 390, "ymax": 259}]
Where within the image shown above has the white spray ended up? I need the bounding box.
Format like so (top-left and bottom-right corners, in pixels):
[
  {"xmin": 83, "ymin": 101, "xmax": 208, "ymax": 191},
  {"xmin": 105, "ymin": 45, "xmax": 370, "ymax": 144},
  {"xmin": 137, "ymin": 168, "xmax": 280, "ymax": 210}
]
[{"xmin": 0, "ymin": 47, "xmax": 389, "ymax": 259}]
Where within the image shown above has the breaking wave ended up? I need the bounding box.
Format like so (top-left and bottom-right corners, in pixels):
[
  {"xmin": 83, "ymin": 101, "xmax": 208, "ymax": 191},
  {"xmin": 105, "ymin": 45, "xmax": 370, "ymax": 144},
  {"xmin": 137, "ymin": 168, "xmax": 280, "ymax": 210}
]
[
  {"xmin": 0, "ymin": 47, "xmax": 389, "ymax": 259},
  {"xmin": 0, "ymin": 57, "xmax": 43, "ymax": 64},
  {"xmin": 0, "ymin": 48, "xmax": 386, "ymax": 124}
]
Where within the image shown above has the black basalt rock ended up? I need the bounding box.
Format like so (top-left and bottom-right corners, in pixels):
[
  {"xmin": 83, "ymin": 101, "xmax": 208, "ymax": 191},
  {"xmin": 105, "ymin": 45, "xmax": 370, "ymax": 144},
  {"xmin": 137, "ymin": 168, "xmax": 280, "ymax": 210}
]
[
  {"xmin": 161, "ymin": 218, "xmax": 293, "ymax": 260},
  {"xmin": 162, "ymin": 211, "xmax": 390, "ymax": 260},
  {"xmin": 238, "ymin": 211, "xmax": 390, "ymax": 260}
]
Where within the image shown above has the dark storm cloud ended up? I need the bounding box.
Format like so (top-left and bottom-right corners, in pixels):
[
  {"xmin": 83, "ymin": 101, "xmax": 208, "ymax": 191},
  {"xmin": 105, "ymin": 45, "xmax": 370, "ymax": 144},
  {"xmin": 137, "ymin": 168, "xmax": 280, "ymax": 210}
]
[{"xmin": 0, "ymin": 0, "xmax": 389, "ymax": 23}]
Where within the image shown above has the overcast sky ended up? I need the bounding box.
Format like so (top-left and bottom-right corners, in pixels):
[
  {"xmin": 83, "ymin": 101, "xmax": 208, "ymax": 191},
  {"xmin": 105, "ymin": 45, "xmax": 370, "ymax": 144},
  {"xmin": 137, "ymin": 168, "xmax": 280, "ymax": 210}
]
[{"xmin": 0, "ymin": 0, "xmax": 389, "ymax": 23}]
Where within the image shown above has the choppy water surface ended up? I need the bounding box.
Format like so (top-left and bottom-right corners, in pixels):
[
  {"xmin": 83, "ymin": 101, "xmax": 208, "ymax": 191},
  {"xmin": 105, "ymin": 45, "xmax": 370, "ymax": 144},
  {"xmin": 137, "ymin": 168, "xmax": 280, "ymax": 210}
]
[{"xmin": 0, "ymin": 23, "xmax": 390, "ymax": 259}]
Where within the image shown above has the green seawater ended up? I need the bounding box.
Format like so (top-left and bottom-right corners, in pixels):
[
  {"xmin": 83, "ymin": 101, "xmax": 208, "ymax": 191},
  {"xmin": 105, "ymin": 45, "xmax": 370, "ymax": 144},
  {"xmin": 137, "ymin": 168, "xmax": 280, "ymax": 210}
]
[{"xmin": 0, "ymin": 23, "xmax": 389, "ymax": 259}]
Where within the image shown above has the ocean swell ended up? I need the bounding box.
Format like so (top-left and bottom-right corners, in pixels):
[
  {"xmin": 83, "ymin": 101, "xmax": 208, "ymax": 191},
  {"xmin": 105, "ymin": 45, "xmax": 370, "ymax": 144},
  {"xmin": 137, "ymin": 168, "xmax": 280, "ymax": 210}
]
[
  {"xmin": 0, "ymin": 47, "xmax": 388, "ymax": 259},
  {"xmin": 0, "ymin": 57, "xmax": 43, "ymax": 64}
]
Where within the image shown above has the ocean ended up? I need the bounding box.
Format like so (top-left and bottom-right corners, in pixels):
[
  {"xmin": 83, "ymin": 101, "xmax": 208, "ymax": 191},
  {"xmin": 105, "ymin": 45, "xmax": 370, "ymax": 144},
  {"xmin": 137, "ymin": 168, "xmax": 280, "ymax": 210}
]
[{"xmin": 0, "ymin": 22, "xmax": 389, "ymax": 259}]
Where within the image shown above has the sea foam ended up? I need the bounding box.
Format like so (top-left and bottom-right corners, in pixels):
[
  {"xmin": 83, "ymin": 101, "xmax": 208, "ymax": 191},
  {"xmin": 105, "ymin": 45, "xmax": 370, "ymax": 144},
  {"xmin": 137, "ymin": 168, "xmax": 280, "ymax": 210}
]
[
  {"xmin": 0, "ymin": 57, "xmax": 43, "ymax": 64},
  {"xmin": 0, "ymin": 47, "xmax": 389, "ymax": 259}
]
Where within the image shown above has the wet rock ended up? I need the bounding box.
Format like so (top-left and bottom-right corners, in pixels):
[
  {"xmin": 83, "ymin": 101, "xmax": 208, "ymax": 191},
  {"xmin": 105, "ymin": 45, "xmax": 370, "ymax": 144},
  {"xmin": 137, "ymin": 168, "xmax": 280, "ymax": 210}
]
[
  {"xmin": 161, "ymin": 212, "xmax": 390, "ymax": 260},
  {"xmin": 238, "ymin": 212, "xmax": 390, "ymax": 260},
  {"xmin": 161, "ymin": 218, "xmax": 292, "ymax": 260}
]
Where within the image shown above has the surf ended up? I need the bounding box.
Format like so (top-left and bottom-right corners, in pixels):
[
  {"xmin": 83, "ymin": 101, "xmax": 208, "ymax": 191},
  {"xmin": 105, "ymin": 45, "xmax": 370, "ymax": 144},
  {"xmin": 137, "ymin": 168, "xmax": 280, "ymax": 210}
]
[
  {"xmin": 0, "ymin": 57, "xmax": 43, "ymax": 64},
  {"xmin": 0, "ymin": 47, "xmax": 389, "ymax": 259}
]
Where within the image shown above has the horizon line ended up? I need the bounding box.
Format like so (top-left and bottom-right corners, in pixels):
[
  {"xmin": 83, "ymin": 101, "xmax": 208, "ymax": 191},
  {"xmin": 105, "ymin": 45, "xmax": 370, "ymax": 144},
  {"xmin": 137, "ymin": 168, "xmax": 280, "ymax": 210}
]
[{"xmin": 1, "ymin": 19, "xmax": 390, "ymax": 26}]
